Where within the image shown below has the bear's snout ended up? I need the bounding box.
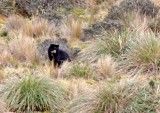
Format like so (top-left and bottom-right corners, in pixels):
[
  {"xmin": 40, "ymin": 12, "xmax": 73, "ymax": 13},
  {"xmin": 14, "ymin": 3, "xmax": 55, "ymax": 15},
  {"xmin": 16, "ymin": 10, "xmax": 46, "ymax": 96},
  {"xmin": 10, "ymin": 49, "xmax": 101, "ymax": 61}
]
[{"xmin": 51, "ymin": 50, "xmax": 57, "ymax": 53}]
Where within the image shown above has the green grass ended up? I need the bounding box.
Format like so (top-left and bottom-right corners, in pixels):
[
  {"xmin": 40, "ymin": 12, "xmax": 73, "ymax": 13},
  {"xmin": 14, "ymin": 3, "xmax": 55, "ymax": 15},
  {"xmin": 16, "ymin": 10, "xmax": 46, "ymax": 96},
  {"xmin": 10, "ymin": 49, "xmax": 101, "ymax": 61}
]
[
  {"xmin": 0, "ymin": 75, "xmax": 68, "ymax": 112},
  {"xmin": 68, "ymin": 64, "xmax": 93, "ymax": 79}
]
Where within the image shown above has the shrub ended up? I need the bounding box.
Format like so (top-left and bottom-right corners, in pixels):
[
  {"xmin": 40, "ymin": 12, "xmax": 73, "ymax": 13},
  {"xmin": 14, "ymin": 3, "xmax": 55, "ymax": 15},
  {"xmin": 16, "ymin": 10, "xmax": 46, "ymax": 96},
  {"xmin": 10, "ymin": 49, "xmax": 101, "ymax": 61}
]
[{"xmin": 0, "ymin": 75, "xmax": 68, "ymax": 112}]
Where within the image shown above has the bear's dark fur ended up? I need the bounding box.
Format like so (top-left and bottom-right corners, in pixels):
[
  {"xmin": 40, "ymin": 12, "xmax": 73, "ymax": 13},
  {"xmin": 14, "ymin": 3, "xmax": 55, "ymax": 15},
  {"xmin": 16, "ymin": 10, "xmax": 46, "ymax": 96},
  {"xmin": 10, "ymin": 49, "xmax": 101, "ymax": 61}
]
[{"xmin": 48, "ymin": 44, "xmax": 71, "ymax": 67}]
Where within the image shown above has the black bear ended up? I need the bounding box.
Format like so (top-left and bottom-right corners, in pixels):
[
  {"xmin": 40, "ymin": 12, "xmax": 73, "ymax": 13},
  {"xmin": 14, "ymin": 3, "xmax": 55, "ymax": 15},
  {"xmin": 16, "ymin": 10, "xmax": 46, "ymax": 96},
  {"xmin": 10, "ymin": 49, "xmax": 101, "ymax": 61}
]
[{"xmin": 48, "ymin": 44, "xmax": 71, "ymax": 67}]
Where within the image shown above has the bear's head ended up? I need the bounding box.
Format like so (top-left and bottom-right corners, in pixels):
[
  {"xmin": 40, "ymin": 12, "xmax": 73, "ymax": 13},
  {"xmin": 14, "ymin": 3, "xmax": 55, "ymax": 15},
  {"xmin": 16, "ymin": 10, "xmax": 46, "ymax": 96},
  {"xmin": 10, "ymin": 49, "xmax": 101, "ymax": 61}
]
[{"xmin": 48, "ymin": 44, "xmax": 59, "ymax": 61}]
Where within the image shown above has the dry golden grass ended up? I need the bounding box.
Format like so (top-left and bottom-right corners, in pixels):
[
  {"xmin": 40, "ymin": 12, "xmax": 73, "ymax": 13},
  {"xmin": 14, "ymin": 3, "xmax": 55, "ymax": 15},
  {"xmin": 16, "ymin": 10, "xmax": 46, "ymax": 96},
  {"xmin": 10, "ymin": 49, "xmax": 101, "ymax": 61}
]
[
  {"xmin": 6, "ymin": 15, "xmax": 56, "ymax": 39},
  {"xmin": 0, "ymin": 100, "xmax": 6, "ymax": 113},
  {"xmin": 46, "ymin": 62, "xmax": 59, "ymax": 78},
  {"xmin": 0, "ymin": 14, "xmax": 7, "ymax": 24},
  {"xmin": 58, "ymin": 61, "xmax": 72, "ymax": 78},
  {"xmin": 67, "ymin": 17, "xmax": 83, "ymax": 40},
  {"xmin": 87, "ymin": 0, "xmax": 97, "ymax": 25},
  {"xmin": 0, "ymin": 50, "xmax": 13, "ymax": 65},
  {"xmin": 22, "ymin": 17, "xmax": 55, "ymax": 38},
  {"xmin": 152, "ymin": 0, "xmax": 160, "ymax": 6},
  {"xmin": 6, "ymin": 15, "xmax": 25, "ymax": 31},
  {"xmin": 9, "ymin": 33, "xmax": 39, "ymax": 63},
  {"xmin": 1, "ymin": 66, "xmax": 30, "ymax": 79},
  {"xmin": 96, "ymin": 55, "xmax": 116, "ymax": 79},
  {"xmin": 121, "ymin": 11, "xmax": 149, "ymax": 30},
  {"xmin": 0, "ymin": 39, "xmax": 13, "ymax": 65},
  {"xmin": 0, "ymin": 39, "xmax": 7, "ymax": 52}
]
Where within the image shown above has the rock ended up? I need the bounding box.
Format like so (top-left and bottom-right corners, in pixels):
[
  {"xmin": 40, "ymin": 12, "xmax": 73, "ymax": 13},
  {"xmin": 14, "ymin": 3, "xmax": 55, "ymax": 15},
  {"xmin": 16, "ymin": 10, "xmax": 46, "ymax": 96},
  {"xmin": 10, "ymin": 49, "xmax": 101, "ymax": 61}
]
[{"xmin": 37, "ymin": 39, "xmax": 54, "ymax": 60}]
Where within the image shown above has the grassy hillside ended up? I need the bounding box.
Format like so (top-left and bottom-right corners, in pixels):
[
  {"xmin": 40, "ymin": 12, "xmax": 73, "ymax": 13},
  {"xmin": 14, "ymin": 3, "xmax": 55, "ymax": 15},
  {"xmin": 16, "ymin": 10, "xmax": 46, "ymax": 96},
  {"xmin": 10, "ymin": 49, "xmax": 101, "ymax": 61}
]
[{"xmin": 0, "ymin": 0, "xmax": 160, "ymax": 112}]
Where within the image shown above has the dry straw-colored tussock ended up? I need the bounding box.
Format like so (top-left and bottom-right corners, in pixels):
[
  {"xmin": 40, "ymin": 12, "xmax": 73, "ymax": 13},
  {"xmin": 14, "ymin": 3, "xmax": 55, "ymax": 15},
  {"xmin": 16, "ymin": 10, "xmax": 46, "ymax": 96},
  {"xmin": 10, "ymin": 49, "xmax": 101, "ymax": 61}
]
[
  {"xmin": 0, "ymin": 66, "xmax": 29, "ymax": 79},
  {"xmin": 0, "ymin": 49, "xmax": 12, "ymax": 64},
  {"xmin": 0, "ymin": 39, "xmax": 7, "ymax": 53},
  {"xmin": 0, "ymin": 39, "xmax": 12, "ymax": 65},
  {"xmin": 60, "ymin": 17, "xmax": 83, "ymax": 41},
  {"xmin": 122, "ymin": 11, "xmax": 149, "ymax": 30},
  {"xmin": 152, "ymin": 0, "xmax": 160, "ymax": 6},
  {"xmin": 58, "ymin": 61, "xmax": 72, "ymax": 78},
  {"xmin": 6, "ymin": 15, "xmax": 56, "ymax": 38},
  {"xmin": 9, "ymin": 33, "xmax": 39, "ymax": 63},
  {"xmin": 0, "ymin": 100, "xmax": 6, "ymax": 113},
  {"xmin": 96, "ymin": 55, "xmax": 116, "ymax": 79}
]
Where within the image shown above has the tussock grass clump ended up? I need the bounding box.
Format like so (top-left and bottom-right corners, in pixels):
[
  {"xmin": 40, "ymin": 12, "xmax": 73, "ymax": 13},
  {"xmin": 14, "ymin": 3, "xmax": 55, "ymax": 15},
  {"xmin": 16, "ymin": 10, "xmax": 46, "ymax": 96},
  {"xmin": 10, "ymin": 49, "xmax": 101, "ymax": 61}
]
[
  {"xmin": 121, "ymin": 11, "xmax": 149, "ymax": 30},
  {"xmin": 69, "ymin": 77, "xmax": 160, "ymax": 113},
  {"xmin": 96, "ymin": 55, "xmax": 116, "ymax": 79},
  {"xmin": 60, "ymin": 18, "xmax": 83, "ymax": 40},
  {"xmin": 120, "ymin": 31, "xmax": 160, "ymax": 75},
  {"xmin": 0, "ymin": 75, "xmax": 68, "ymax": 112},
  {"xmin": 6, "ymin": 15, "xmax": 55, "ymax": 38},
  {"xmin": 21, "ymin": 18, "xmax": 55, "ymax": 38},
  {"xmin": 78, "ymin": 30, "xmax": 132, "ymax": 63},
  {"xmin": 9, "ymin": 33, "xmax": 39, "ymax": 63}
]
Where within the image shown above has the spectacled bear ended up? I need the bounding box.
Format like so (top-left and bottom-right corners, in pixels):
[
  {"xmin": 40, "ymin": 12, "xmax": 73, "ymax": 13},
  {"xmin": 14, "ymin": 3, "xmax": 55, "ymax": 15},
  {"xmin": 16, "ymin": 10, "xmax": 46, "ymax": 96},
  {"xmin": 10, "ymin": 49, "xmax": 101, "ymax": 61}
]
[{"xmin": 48, "ymin": 44, "xmax": 71, "ymax": 67}]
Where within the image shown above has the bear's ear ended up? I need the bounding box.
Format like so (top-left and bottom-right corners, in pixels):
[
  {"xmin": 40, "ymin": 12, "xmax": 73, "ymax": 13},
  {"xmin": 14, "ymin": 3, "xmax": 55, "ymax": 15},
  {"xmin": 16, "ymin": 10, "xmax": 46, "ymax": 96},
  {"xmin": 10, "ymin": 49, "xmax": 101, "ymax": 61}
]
[
  {"xmin": 50, "ymin": 44, "xmax": 59, "ymax": 48},
  {"xmin": 54, "ymin": 44, "xmax": 59, "ymax": 48}
]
